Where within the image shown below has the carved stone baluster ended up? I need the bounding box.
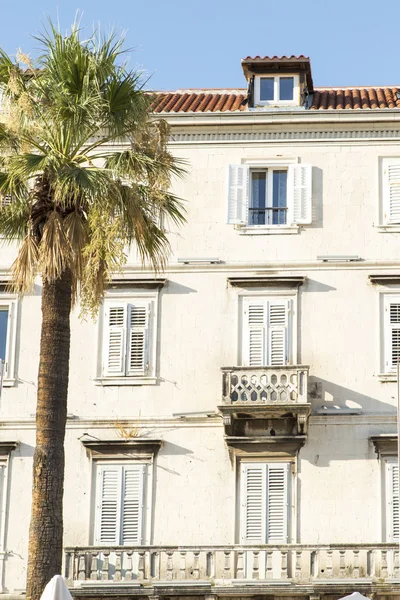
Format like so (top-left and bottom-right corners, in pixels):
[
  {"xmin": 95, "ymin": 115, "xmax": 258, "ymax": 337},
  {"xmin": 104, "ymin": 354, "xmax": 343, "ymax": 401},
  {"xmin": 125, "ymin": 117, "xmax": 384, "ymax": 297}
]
[
  {"xmin": 115, "ymin": 551, "xmax": 122, "ymax": 581},
  {"xmin": 151, "ymin": 551, "xmax": 160, "ymax": 580},
  {"xmin": 192, "ymin": 551, "xmax": 200, "ymax": 579},
  {"xmin": 266, "ymin": 551, "xmax": 273, "ymax": 579},
  {"xmin": 381, "ymin": 550, "xmax": 388, "ymax": 578},
  {"xmin": 311, "ymin": 550, "xmax": 319, "ymax": 579},
  {"xmin": 295, "ymin": 551, "xmax": 302, "ymax": 579},
  {"xmin": 236, "ymin": 551, "xmax": 244, "ymax": 579},
  {"xmin": 78, "ymin": 553, "xmax": 86, "ymax": 580},
  {"xmin": 353, "ymin": 550, "xmax": 360, "ymax": 578},
  {"xmin": 102, "ymin": 551, "xmax": 110, "ymax": 580},
  {"xmin": 339, "ymin": 550, "xmax": 346, "ymax": 578},
  {"xmin": 206, "ymin": 551, "xmax": 215, "ymax": 578},
  {"xmin": 224, "ymin": 550, "xmax": 232, "ymax": 579},
  {"xmin": 252, "ymin": 551, "xmax": 259, "ymax": 579},
  {"xmin": 138, "ymin": 551, "xmax": 145, "ymax": 580},
  {"xmin": 281, "ymin": 550, "xmax": 288, "ymax": 579},
  {"xmin": 125, "ymin": 551, "xmax": 133, "ymax": 581},
  {"xmin": 326, "ymin": 550, "xmax": 333, "ymax": 578},
  {"xmin": 367, "ymin": 550, "xmax": 375, "ymax": 578},
  {"xmin": 394, "ymin": 550, "xmax": 400, "ymax": 578},
  {"xmin": 180, "ymin": 551, "xmax": 186, "ymax": 580},
  {"xmin": 90, "ymin": 552, "xmax": 98, "ymax": 580},
  {"xmin": 64, "ymin": 552, "xmax": 72, "ymax": 581},
  {"xmin": 166, "ymin": 551, "xmax": 174, "ymax": 580}
]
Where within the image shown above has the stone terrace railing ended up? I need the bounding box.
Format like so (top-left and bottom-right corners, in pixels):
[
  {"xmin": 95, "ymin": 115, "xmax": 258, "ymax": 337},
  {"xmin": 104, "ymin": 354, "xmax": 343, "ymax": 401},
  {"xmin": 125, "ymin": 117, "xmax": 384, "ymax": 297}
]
[
  {"xmin": 221, "ymin": 366, "xmax": 309, "ymax": 405},
  {"xmin": 64, "ymin": 544, "xmax": 400, "ymax": 584}
]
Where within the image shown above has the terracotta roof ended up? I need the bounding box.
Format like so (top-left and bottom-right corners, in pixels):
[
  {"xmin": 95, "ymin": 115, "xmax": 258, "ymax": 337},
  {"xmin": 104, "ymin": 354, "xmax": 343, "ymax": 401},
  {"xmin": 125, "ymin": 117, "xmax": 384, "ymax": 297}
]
[
  {"xmin": 242, "ymin": 54, "xmax": 310, "ymax": 61},
  {"xmin": 150, "ymin": 87, "xmax": 400, "ymax": 113}
]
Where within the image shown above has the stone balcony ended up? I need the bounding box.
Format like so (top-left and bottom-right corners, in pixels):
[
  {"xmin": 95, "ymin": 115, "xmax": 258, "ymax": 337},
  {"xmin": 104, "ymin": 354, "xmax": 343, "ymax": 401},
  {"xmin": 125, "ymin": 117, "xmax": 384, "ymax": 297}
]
[
  {"xmin": 219, "ymin": 366, "xmax": 311, "ymax": 437},
  {"xmin": 64, "ymin": 544, "xmax": 400, "ymax": 595}
]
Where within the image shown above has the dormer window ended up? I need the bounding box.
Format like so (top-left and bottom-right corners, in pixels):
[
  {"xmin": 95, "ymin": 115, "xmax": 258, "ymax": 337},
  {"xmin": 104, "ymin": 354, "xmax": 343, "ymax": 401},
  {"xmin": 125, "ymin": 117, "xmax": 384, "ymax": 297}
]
[{"xmin": 254, "ymin": 75, "xmax": 299, "ymax": 106}]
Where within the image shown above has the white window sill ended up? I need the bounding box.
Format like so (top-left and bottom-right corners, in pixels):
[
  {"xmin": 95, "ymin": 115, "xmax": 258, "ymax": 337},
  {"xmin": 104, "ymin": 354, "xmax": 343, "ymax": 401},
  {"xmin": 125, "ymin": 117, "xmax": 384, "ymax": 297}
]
[
  {"xmin": 376, "ymin": 373, "xmax": 397, "ymax": 382},
  {"xmin": 94, "ymin": 377, "xmax": 158, "ymax": 386},
  {"xmin": 235, "ymin": 225, "xmax": 299, "ymax": 235},
  {"xmin": 1, "ymin": 378, "xmax": 16, "ymax": 387},
  {"xmin": 376, "ymin": 224, "xmax": 400, "ymax": 233}
]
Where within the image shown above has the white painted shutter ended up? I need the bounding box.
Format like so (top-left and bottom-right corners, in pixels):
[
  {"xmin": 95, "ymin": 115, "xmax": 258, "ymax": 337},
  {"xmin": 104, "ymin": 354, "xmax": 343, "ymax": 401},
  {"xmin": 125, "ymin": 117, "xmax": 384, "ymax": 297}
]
[
  {"xmin": 240, "ymin": 463, "xmax": 265, "ymax": 543},
  {"xmin": 267, "ymin": 464, "xmax": 289, "ymax": 543},
  {"xmin": 104, "ymin": 305, "xmax": 127, "ymax": 376},
  {"xmin": 288, "ymin": 164, "xmax": 312, "ymax": 224},
  {"xmin": 384, "ymin": 162, "xmax": 400, "ymax": 224},
  {"xmin": 227, "ymin": 165, "xmax": 249, "ymax": 224},
  {"xmin": 386, "ymin": 461, "xmax": 399, "ymax": 542},
  {"xmin": 121, "ymin": 465, "xmax": 145, "ymax": 544},
  {"xmin": 243, "ymin": 300, "xmax": 266, "ymax": 366},
  {"xmin": 267, "ymin": 300, "xmax": 289, "ymax": 365},
  {"xmin": 97, "ymin": 466, "xmax": 121, "ymax": 544},
  {"xmin": 127, "ymin": 303, "xmax": 150, "ymax": 376},
  {"xmin": 385, "ymin": 299, "xmax": 400, "ymax": 372}
]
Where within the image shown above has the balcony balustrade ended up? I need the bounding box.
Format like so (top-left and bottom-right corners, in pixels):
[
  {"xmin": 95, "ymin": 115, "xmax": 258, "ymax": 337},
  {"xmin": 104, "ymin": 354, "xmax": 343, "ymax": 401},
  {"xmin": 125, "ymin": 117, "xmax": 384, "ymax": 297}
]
[{"xmin": 64, "ymin": 544, "xmax": 400, "ymax": 585}]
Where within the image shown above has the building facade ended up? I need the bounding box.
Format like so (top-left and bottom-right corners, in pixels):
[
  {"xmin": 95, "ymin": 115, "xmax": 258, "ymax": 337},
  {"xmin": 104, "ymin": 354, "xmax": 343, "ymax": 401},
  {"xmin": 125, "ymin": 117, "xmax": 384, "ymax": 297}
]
[{"xmin": 1, "ymin": 54, "xmax": 400, "ymax": 600}]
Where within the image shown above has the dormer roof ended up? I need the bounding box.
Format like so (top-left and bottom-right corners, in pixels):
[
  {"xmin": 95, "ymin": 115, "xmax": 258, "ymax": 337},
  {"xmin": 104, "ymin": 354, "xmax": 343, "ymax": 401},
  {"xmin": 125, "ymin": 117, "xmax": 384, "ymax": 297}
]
[{"xmin": 241, "ymin": 55, "xmax": 314, "ymax": 92}]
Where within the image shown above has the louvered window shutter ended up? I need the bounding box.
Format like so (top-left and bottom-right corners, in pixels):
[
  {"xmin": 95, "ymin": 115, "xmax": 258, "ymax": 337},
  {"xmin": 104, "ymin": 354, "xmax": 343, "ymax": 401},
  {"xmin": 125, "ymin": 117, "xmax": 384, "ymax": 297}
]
[
  {"xmin": 385, "ymin": 300, "xmax": 400, "ymax": 372},
  {"xmin": 266, "ymin": 464, "xmax": 289, "ymax": 543},
  {"xmin": 267, "ymin": 300, "xmax": 289, "ymax": 366},
  {"xmin": 127, "ymin": 303, "xmax": 150, "ymax": 376},
  {"xmin": 384, "ymin": 162, "xmax": 400, "ymax": 224},
  {"xmin": 243, "ymin": 300, "xmax": 266, "ymax": 366},
  {"xmin": 121, "ymin": 465, "xmax": 145, "ymax": 544},
  {"xmin": 96, "ymin": 466, "xmax": 121, "ymax": 544},
  {"xmin": 287, "ymin": 164, "xmax": 312, "ymax": 225},
  {"xmin": 387, "ymin": 461, "xmax": 399, "ymax": 542},
  {"xmin": 240, "ymin": 463, "xmax": 266, "ymax": 543},
  {"xmin": 227, "ymin": 165, "xmax": 249, "ymax": 224},
  {"xmin": 104, "ymin": 305, "xmax": 127, "ymax": 376}
]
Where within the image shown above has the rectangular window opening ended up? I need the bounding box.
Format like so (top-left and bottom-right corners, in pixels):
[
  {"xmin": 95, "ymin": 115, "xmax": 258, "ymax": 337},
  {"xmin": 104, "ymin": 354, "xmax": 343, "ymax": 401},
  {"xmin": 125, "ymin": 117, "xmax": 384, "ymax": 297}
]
[
  {"xmin": 279, "ymin": 77, "xmax": 294, "ymax": 101},
  {"xmin": 259, "ymin": 77, "xmax": 274, "ymax": 101},
  {"xmin": 250, "ymin": 169, "xmax": 288, "ymax": 226},
  {"xmin": 0, "ymin": 308, "xmax": 8, "ymax": 363}
]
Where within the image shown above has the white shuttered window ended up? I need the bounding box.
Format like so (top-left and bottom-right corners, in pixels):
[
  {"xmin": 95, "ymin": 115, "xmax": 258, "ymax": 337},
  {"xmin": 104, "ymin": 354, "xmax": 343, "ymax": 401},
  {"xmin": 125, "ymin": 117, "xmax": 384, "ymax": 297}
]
[
  {"xmin": 240, "ymin": 462, "xmax": 290, "ymax": 544},
  {"xmin": 103, "ymin": 301, "xmax": 152, "ymax": 377},
  {"xmin": 227, "ymin": 163, "xmax": 312, "ymax": 227},
  {"xmin": 382, "ymin": 158, "xmax": 400, "ymax": 224},
  {"xmin": 386, "ymin": 459, "xmax": 399, "ymax": 542},
  {"xmin": 383, "ymin": 296, "xmax": 400, "ymax": 373},
  {"xmin": 242, "ymin": 298, "xmax": 291, "ymax": 366},
  {"xmin": 95, "ymin": 464, "xmax": 146, "ymax": 545}
]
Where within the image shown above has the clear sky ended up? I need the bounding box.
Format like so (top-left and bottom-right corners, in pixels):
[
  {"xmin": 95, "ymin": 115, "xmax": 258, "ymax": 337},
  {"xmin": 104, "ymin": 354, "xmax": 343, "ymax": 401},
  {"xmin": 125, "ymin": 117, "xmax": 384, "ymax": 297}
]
[{"xmin": 1, "ymin": 0, "xmax": 400, "ymax": 91}]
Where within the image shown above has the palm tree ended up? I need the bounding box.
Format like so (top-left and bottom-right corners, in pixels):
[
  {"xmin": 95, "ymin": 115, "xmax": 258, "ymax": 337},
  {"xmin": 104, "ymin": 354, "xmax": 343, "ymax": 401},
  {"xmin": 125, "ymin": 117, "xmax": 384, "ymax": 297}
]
[{"xmin": 0, "ymin": 23, "xmax": 185, "ymax": 600}]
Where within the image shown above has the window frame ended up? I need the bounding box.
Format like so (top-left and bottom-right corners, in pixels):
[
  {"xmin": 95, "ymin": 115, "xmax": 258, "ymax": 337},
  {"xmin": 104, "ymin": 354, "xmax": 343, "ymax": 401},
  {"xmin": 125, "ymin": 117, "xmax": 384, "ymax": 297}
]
[
  {"xmin": 382, "ymin": 456, "xmax": 399, "ymax": 543},
  {"xmin": 249, "ymin": 167, "xmax": 289, "ymax": 226},
  {"xmin": 0, "ymin": 295, "xmax": 18, "ymax": 386},
  {"xmin": 254, "ymin": 74, "xmax": 300, "ymax": 107},
  {"xmin": 95, "ymin": 289, "xmax": 159, "ymax": 386},
  {"xmin": 378, "ymin": 291, "xmax": 400, "ymax": 379},
  {"xmin": 379, "ymin": 157, "xmax": 400, "ymax": 228}
]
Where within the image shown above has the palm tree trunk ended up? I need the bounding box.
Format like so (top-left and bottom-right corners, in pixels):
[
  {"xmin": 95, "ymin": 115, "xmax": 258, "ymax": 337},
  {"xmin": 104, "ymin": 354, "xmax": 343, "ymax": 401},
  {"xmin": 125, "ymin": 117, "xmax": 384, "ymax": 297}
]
[{"xmin": 26, "ymin": 269, "xmax": 72, "ymax": 600}]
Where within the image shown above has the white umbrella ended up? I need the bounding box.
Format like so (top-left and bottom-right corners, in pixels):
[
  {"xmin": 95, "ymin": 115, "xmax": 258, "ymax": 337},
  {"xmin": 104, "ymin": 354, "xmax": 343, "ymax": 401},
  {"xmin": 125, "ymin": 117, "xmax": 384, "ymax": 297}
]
[
  {"xmin": 338, "ymin": 593, "xmax": 370, "ymax": 600},
  {"xmin": 40, "ymin": 575, "xmax": 73, "ymax": 600}
]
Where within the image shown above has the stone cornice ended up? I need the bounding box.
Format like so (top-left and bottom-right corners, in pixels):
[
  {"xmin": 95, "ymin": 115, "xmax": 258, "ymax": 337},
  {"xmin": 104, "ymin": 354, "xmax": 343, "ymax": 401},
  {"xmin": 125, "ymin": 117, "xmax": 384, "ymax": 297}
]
[
  {"xmin": 228, "ymin": 276, "xmax": 305, "ymax": 288},
  {"xmin": 81, "ymin": 438, "xmax": 162, "ymax": 459}
]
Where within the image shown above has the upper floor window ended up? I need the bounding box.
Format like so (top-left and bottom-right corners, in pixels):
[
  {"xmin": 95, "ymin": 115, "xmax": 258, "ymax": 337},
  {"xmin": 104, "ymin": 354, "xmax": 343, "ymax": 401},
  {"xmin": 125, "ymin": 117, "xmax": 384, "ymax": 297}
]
[
  {"xmin": 381, "ymin": 294, "xmax": 400, "ymax": 375},
  {"xmin": 227, "ymin": 163, "xmax": 312, "ymax": 232},
  {"xmin": 0, "ymin": 297, "xmax": 17, "ymax": 384},
  {"xmin": 384, "ymin": 458, "xmax": 399, "ymax": 542},
  {"xmin": 254, "ymin": 75, "xmax": 299, "ymax": 106},
  {"xmin": 381, "ymin": 158, "xmax": 400, "ymax": 225}
]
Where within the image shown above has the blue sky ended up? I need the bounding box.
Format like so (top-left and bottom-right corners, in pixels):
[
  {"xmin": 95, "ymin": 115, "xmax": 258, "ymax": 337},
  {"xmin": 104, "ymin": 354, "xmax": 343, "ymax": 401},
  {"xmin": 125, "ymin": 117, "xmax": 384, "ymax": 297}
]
[{"xmin": 1, "ymin": 0, "xmax": 400, "ymax": 91}]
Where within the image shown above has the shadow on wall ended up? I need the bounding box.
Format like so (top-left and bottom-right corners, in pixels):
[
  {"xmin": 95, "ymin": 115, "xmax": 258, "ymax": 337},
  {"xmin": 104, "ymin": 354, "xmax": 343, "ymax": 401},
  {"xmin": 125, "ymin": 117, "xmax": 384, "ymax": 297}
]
[{"xmin": 310, "ymin": 167, "xmax": 323, "ymax": 229}]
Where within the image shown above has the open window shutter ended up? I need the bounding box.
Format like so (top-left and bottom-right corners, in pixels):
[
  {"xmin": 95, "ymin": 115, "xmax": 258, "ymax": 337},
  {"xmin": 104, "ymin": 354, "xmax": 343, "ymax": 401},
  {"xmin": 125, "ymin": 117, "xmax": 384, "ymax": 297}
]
[
  {"xmin": 227, "ymin": 165, "xmax": 249, "ymax": 224},
  {"xmin": 385, "ymin": 301, "xmax": 400, "ymax": 372},
  {"xmin": 385, "ymin": 162, "xmax": 400, "ymax": 224},
  {"xmin": 240, "ymin": 463, "xmax": 266, "ymax": 543},
  {"xmin": 288, "ymin": 164, "xmax": 312, "ymax": 225},
  {"xmin": 97, "ymin": 466, "xmax": 121, "ymax": 544},
  {"xmin": 121, "ymin": 465, "xmax": 145, "ymax": 545},
  {"xmin": 127, "ymin": 303, "xmax": 150, "ymax": 376},
  {"xmin": 267, "ymin": 300, "xmax": 289, "ymax": 366},
  {"xmin": 243, "ymin": 300, "xmax": 266, "ymax": 366},
  {"xmin": 387, "ymin": 461, "xmax": 399, "ymax": 542},
  {"xmin": 104, "ymin": 305, "xmax": 127, "ymax": 376},
  {"xmin": 266, "ymin": 463, "xmax": 289, "ymax": 543}
]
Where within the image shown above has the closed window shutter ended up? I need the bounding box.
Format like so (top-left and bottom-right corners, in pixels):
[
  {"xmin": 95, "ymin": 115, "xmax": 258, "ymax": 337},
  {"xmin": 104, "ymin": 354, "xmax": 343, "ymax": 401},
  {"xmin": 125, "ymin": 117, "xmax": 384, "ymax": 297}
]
[
  {"xmin": 385, "ymin": 163, "xmax": 400, "ymax": 224},
  {"xmin": 267, "ymin": 464, "xmax": 289, "ymax": 543},
  {"xmin": 387, "ymin": 461, "xmax": 399, "ymax": 542},
  {"xmin": 127, "ymin": 303, "xmax": 150, "ymax": 376},
  {"xmin": 287, "ymin": 164, "xmax": 312, "ymax": 225},
  {"xmin": 104, "ymin": 305, "xmax": 127, "ymax": 376},
  {"xmin": 385, "ymin": 300, "xmax": 400, "ymax": 373},
  {"xmin": 240, "ymin": 463, "xmax": 266, "ymax": 543},
  {"xmin": 267, "ymin": 300, "xmax": 289, "ymax": 365},
  {"xmin": 243, "ymin": 301, "xmax": 266, "ymax": 366},
  {"xmin": 121, "ymin": 465, "xmax": 145, "ymax": 544},
  {"xmin": 227, "ymin": 165, "xmax": 249, "ymax": 224},
  {"xmin": 97, "ymin": 466, "xmax": 121, "ymax": 544}
]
